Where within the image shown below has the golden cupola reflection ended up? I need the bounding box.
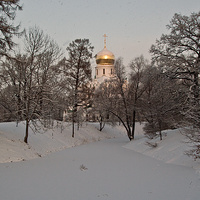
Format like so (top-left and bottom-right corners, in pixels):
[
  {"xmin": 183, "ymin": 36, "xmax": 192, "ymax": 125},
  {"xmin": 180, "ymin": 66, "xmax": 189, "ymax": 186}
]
[
  {"xmin": 95, "ymin": 34, "xmax": 115, "ymax": 65},
  {"xmin": 94, "ymin": 34, "xmax": 115, "ymax": 82},
  {"xmin": 96, "ymin": 48, "xmax": 115, "ymax": 65}
]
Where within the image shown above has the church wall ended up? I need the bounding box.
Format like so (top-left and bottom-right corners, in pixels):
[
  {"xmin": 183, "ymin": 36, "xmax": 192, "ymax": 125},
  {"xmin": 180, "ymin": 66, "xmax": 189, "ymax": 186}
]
[{"xmin": 95, "ymin": 64, "xmax": 114, "ymax": 79}]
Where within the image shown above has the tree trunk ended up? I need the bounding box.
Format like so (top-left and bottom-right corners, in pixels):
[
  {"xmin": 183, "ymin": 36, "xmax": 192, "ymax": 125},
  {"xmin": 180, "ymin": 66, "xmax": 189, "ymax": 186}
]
[
  {"xmin": 131, "ymin": 110, "xmax": 136, "ymax": 140},
  {"xmin": 128, "ymin": 129, "xmax": 133, "ymax": 141},
  {"xmin": 72, "ymin": 104, "xmax": 78, "ymax": 137},
  {"xmin": 159, "ymin": 130, "xmax": 162, "ymax": 140},
  {"xmin": 99, "ymin": 115, "xmax": 105, "ymax": 131},
  {"xmin": 72, "ymin": 110, "xmax": 75, "ymax": 138},
  {"xmin": 99, "ymin": 121, "xmax": 105, "ymax": 131},
  {"xmin": 77, "ymin": 115, "xmax": 80, "ymax": 131},
  {"xmin": 24, "ymin": 119, "xmax": 29, "ymax": 143},
  {"xmin": 193, "ymin": 71, "xmax": 199, "ymax": 99},
  {"xmin": 158, "ymin": 120, "xmax": 162, "ymax": 140}
]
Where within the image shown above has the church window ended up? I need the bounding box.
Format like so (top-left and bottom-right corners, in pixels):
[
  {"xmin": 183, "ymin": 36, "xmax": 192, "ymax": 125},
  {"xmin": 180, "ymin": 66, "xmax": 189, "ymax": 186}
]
[
  {"xmin": 96, "ymin": 69, "xmax": 98, "ymax": 75},
  {"xmin": 111, "ymin": 68, "xmax": 112, "ymax": 74},
  {"xmin": 103, "ymin": 68, "xmax": 105, "ymax": 75}
]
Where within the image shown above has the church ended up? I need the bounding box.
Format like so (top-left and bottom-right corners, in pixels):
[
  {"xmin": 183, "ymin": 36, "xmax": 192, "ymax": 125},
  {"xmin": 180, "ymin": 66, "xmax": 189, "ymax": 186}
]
[
  {"xmin": 93, "ymin": 34, "xmax": 115, "ymax": 86},
  {"xmin": 63, "ymin": 35, "xmax": 115, "ymax": 122}
]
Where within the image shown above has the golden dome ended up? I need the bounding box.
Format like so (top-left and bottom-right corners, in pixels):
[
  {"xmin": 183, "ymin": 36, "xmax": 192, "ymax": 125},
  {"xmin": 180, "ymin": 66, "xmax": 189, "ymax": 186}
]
[{"xmin": 96, "ymin": 47, "xmax": 115, "ymax": 65}]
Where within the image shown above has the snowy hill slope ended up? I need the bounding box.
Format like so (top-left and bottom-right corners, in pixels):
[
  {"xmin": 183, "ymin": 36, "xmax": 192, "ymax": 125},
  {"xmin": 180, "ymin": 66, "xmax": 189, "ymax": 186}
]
[
  {"xmin": 0, "ymin": 121, "xmax": 199, "ymax": 171},
  {"xmin": 0, "ymin": 121, "xmax": 123, "ymax": 163},
  {"xmin": 124, "ymin": 128, "xmax": 200, "ymax": 171}
]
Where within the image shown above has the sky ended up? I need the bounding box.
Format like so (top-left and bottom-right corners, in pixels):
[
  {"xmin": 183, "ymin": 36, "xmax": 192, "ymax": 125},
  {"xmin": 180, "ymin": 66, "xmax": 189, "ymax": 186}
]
[{"xmin": 15, "ymin": 0, "xmax": 200, "ymax": 67}]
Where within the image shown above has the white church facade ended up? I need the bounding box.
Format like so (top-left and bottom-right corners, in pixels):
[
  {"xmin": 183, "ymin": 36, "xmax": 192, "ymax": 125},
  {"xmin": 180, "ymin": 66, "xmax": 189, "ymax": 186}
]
[{"xmin": 93, "ymin": 34, "xmax": 115, "ymax": 85}]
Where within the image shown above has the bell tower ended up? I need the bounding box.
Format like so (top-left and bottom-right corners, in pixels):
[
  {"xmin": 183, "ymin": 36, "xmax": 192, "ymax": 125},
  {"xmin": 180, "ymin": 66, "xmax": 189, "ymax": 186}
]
[{"xmin": 95, "ymin": 34, "xmax": 115, "ymax": 83}]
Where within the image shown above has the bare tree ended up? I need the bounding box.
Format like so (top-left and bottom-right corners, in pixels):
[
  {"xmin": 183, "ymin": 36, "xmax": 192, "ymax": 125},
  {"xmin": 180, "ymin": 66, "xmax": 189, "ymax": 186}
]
[
  {"xmin": 94, "ymin": 79, "xmax": 119, "ymax": 127},
  {"xmin": 141, "ymin": 66, "xmax": 185, "ymax": 140},
  {"xmin": 92, "ymin": 93, "xmax": 109, "ymax": 131},
  {"xmin": 94, "ymin": 57, "xmax": 147, "ymax": 140},
  {"xmin": 0, "ymin": 85, "xmax": 17, "ymax": 121},
  {"xmin": 0, "ymin": 54, "xmax": 25, "ymax": 122},
  {"xmin": 0, "ymin": 27, "xmax": 62, "ymax": 143},
  {"xmin": 64, "ymin": 39, "xmax": 94, "ymax": 137},
  {"xmin": 150, "ymin": 12, "xmax": 200, "ymax": 154},
  {"xmin": 128, "ymin": 55, "xmax": 148, "ymax": 138}
]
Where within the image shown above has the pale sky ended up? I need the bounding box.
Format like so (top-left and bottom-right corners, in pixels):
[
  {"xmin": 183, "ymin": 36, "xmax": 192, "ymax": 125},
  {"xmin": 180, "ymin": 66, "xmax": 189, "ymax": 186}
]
[{"xmin": 15, "ymin": 0, "xmax": 200, "ymax": 67}]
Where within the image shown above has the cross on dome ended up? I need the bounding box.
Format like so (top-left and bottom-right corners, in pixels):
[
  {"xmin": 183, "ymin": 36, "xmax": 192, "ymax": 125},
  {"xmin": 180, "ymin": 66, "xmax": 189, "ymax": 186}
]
[
  {"xmin": 94, "ymin": 34, "xmax": 115, "ymax": 83},
  {"xmin": 96, "ymin": 34, "xmax": 115, "ymax": 65},
  {"xmin": 103, "ymin": 34, "xmax": 108, "ymax": 48}
]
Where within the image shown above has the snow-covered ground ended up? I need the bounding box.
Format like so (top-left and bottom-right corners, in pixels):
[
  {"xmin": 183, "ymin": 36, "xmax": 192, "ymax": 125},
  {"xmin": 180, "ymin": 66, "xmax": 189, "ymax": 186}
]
[
  {"xmin": 124, "ymin": 128, "xmax": 200, "ymax": 171},
  {"xmin": 0, "ymin": 121, "xmax": 200, "ymax": 200},
  {"xmin": 0, "ymin": 121, "xmax": 123, "ymax": 163}
]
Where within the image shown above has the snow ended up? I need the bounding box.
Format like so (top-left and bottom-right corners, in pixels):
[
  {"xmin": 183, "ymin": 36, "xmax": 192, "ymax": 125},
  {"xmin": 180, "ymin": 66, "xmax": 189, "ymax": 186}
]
[
  {"xmin": 0, "ymin": 121, "xmax": 122, "ymax": 163},
  {"xmin": 124, "ymin": 128, "xmax": 200, "ymax": 170},
  {"xmin": 0, "ymin": 121, "xmax": 200, "ymax": 200}
]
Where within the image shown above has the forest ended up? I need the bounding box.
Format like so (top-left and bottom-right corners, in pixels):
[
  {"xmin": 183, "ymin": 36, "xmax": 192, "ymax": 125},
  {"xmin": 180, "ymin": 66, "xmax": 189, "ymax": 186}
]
[{"xmin": 0, "ymin": 1, "xmax": 200, "ymax": 159}]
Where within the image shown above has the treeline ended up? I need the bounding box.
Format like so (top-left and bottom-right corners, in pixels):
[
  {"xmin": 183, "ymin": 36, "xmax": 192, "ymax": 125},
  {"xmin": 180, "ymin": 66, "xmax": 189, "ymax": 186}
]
[
  {"xmin": 0, "ymin": 26, "xmax": 94, "ymax": 143},
  {"xmin": 0, "ymin": 1, "xmax": 199, "ymax": 158},
  {"xmin": 0, "ymin": 1, "xmax": 94, "ymax": 143},
  {"xmin": 96, "ymin": 12, "xmax": 200, "ymax": 158}
]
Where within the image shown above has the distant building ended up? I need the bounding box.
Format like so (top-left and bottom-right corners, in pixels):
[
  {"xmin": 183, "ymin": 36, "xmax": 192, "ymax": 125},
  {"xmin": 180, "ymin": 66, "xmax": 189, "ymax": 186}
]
[
  {"xmin": 93, "ymin": 34, "xmax": 115, "ymax": 86},
  {"xmin": 63, "ymin": 35, "xmax": 115, "ymax": 122}
]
